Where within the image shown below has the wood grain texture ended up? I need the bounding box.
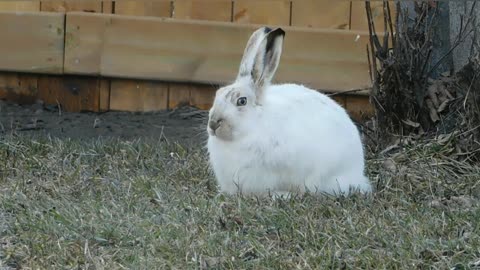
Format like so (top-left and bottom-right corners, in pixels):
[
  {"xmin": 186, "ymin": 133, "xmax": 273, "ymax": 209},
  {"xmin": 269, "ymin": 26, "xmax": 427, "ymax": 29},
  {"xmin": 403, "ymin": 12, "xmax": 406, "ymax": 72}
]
[
  {"xmin": 291, "ymin": 0, "xmax": 350, "ymax": 29},
  {"xmin": 233, "ymin": 0, "xmax": 290, "ymax": 26},
  {"xmin": 102, "ymin": 1, "xmax": 113, "ymax": 14},
  {"xmin": 0, "ymin": 73, "xmax": 39, "ymax": 104},
  {"xmin": 189, "ymin": 84, "xmax": 216, "ymax": 110},
  {"xmin": 168, "ymin": 83, "xmax": 192, "ymax": 109},
  {"xmin": 37, "ymin": 75, "xmax": 104, "ymax": 112},
  {"xmin": 173, "ymin": 0, "xmax": 232, "ymax": 21},
  {"xmin": 350, "ymin": 1, "xmax": 396, "ymax": 31},
  {"xmin": 0, "ymin": 2, "xmax": 40, "ymax": 11},
  {"xmin": 115, "ymin": 1, "xmax": 171, "ymax": 17},
  {"xmin": 110, "ymin": 80, "xmax": 168, "ymax": 111},
  {"xmin": 0, "ymin": 11, "xmax": 64, "ymax": 74},
  {"xmin": 169, "ymin": 83, "xmax": 216, "ymax": 109},
  {"xmin": 64, "ymin": 13, "xmax": 110, "ymax": 75},
  {"xmin": 64, "ymin": 12, "xmax": 372, "ymax": 92},
  {"xmin": 331, "ymin": 94, "xmax": 346, "ymax": 108},
  {"xmin": 40, "ymin": 1, "xmax": 102, "ymax": 12},
  {"xmin": 99, "ymin": 79, "xmax": 110, "ymax": 111},
  {"xmin": 276, "ymin": 28, "xmax": 372, "ymax": 91},
  {"xmin": 345, "ymin": 95, "xmax": 374, "ymax": 120}
]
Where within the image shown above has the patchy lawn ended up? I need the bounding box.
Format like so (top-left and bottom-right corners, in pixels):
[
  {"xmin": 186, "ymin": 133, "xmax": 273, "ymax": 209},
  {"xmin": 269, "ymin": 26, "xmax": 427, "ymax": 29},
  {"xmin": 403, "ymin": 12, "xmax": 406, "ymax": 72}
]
[{"xmin": 0, "ymin": 135, "xmax": 479, "ymax": 269}]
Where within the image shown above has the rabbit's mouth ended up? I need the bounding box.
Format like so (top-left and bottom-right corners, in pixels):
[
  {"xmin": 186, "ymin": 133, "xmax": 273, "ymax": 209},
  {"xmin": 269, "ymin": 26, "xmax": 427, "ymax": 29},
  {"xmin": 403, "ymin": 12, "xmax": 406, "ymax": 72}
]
[
  {"xmin": 207, "ymin": 120, "xmax": 233, "ymax": 141},
  {"xmin": 207, "ymin": 126, "xmax": 217, "ymax": 137}
]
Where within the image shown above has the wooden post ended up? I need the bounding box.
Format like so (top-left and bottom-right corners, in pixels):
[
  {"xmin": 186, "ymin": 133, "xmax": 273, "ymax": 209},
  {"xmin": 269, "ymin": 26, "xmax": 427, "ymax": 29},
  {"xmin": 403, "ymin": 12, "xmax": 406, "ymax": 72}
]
[
  {"xmin": 430, "ymin": 2, "xmax": 453, "ymax": 78},
  {"xmin": 449, "ymin": 2, "xmax": 480, "ymax": 71},
  {"xmin": 399, "ymin": 1, "xmax": 480, "ymax": 75}
]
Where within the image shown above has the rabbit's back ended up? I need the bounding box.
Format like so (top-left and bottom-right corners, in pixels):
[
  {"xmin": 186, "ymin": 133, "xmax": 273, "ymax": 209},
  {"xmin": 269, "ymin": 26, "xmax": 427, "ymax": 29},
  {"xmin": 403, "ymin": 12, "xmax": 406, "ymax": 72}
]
[
  {"xmin": 262, "ymin": 84, "xmax": 359, "ymax": 144},
  {"xmin": 257, "ymin": 84, "xmax": 369, "ymax": 193}
]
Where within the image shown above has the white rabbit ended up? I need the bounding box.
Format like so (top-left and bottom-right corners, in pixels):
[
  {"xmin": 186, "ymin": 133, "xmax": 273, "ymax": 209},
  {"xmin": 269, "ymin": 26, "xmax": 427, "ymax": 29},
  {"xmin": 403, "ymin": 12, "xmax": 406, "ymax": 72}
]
[{"xmin": 207, "ymin": 27, "xmax": 371, "ymax": 196}]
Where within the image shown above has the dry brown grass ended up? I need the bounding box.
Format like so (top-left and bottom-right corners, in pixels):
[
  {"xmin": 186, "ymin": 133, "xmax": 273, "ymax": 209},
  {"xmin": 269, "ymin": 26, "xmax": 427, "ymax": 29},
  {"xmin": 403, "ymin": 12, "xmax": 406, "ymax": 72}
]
[{"xmin": 0, "ymin": 135, "xmax": 479, "ymax": 269}]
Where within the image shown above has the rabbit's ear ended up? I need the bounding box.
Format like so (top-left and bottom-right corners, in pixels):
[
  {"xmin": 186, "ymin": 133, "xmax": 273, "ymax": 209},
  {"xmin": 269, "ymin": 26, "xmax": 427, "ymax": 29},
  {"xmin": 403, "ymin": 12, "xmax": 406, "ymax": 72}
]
[
  {"xmin": 237, "ymin": 27, "xmax": 272, "ymax": 80},
  {"xmin": 251, "ymin": 28, "xmax": 285, "ymax": 94}
]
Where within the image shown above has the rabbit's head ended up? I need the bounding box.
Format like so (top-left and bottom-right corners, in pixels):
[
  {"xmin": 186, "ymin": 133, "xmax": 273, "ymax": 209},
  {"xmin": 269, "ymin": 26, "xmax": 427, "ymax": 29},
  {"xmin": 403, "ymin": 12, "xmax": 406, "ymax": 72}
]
[{"xmin": 208, "ymin": 27, "xmax": 285, "ymax": 141}]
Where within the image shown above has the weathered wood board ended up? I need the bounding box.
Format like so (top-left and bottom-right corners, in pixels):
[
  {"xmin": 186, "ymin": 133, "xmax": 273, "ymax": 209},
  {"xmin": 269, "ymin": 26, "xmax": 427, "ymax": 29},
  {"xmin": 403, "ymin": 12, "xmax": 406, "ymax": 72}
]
[
  {"xmin": 40, "ymin": 1, "xmax": 102, "ymax": 12},
  {"xmin": 291, "ymin": 0, "xmax": 350, "ymax": 29},
  {"xmin": 233, "ymin": 0, "xmax": 290, "ymax": 25},
  {"xmin": 99, "ymin": 79, "xmax": 110, "ymax": 111},
  {"xmin": 37, "ymin": 75, "xmax": 107, "ymax": 112},
  {"xmin": 64, "ymin": 13, "xmax": 109, "ymax": 75},
  {"xmin": 188, "ymin": 83, "xmax": 217, "ymax": 110},
  {"xmin": 168, "ymin": 82, "xmax": 192, "ymax": 109},
  {"xmin": 0, "ymin": 11, "xmax": 65, "ymax": 74},
  {"xmin": 64, "ymin": 12, "xmax": 372, "ymax": 92},
  {"xmin": 0, "ymin": 73, "xmax": 39, "ymax": 104},
  {"xmin": 110, "ymin": 80, "xmax": 168, "ymax": 111},
  {"xmin": 0, "ymin": 70, "xmax": 374, "ymax": 119},
  {"xmin": 345, "ymin": 94, "xmax": 374, "ymax": 120},
  {"xmin": 173, "ymin": 0, "xmax": 231, "ymax": 21},
  {"xmin": 350, "ymin": 1, "xmax": 396, "ymax": 31},
  {"xmin": 0, "ymin": 2, "xmax": 40, "ymax": 12},
  {"xmin": 115, "ymin": 1, "xmax": 171, "ymax": 17},
  {"xmin": 169, "ymin": 82, "xmax": 216, "ymax": 110}
]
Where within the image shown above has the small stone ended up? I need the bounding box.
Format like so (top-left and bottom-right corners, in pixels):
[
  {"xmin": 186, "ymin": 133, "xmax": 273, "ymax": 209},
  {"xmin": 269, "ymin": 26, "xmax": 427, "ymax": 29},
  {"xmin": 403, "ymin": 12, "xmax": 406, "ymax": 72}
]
[
  {"xmin": 93, "ymin": 118, "xmax": 101, "ymax": 128},
  {"xmin": 429, "ymin": 199, "xmax": 443, "ymax": 208},
  {"xmin": 382, "ymin": 159, "xmax": 397, "ymax": 173}
]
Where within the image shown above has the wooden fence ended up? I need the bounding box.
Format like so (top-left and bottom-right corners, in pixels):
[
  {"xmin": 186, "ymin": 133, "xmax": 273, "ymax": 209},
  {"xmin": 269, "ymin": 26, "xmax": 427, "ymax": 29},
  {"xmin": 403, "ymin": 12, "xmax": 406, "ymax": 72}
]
[{"xmin": 0, "ymin": 1, "xmax": 394, "ymax": 120}]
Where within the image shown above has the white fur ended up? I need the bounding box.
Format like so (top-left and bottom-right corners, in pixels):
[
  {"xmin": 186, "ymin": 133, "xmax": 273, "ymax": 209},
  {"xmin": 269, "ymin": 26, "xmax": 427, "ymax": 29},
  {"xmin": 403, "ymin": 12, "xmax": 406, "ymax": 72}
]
[{"xmin": 207, "ymin": 28, "xmax": 371, "ymax": 196}]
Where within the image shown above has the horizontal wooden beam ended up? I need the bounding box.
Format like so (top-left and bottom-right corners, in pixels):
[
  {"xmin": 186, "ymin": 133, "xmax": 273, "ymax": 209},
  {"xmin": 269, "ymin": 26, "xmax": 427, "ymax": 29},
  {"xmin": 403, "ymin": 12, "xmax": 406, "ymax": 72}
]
[
  {"xmin": 64, "ymin": 12, "xmax": 372, "ymax": 92},
  {"xmin": 0, "ymin": 11, "xmax": 65, "ymax": 74},
  {"xmin": 0, "ymin": 71, "xmax": 373, "ymax": 119}
]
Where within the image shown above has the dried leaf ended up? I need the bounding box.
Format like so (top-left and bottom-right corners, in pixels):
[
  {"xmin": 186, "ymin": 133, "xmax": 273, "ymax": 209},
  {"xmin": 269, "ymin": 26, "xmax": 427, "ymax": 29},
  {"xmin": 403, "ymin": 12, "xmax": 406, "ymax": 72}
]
[
  {"xmin": 470, "ymin": 259, "xmax": 480, "ymax": 268},
  {"xmin": 427, "ymin": 84, "xmax": 440, "ymax": 108},
  {"xmin": 437, "ymin": 99, "xmax": 450, "ymax": 113},
  {"xmin": 380, "ymin": 143, "xmax": 399, "ymax": 155},
  {"xmin": 426, "ymin": 99, "xmax": 440, "ymax": 122},
  {"xmin": 437, "ymin": 133, "xmax": 453, "ymax": 145},
  {"xmin": 450, "ymin": 196, "xmax": 478, "ymax": 208},
  {"xmin": 428, "ymin": 199, "xmax": 443, "ymax": 208},
  {"xmin": 437, "ymin": 82, "xmax": 453, "ymax": 104},
  {"xmin": 382, "ymin": 158, "xmax": 397, "ymax": 173},
  {"xmin": 402, "ymin": 119, "xmax": 420, "ymax": 128}
]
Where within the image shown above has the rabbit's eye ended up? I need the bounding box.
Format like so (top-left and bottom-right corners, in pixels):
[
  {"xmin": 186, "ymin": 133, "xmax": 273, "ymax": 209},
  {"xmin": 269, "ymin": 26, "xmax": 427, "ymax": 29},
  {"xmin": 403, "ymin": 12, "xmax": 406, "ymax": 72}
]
[{"xmin": 236, "ymin": 97, "xmax": 247, "ymax": 106}]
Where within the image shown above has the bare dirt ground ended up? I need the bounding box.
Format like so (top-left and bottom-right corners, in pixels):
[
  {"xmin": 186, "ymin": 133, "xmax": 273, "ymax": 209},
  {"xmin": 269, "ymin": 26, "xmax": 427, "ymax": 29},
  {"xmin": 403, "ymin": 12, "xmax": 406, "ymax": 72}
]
[{"xmin": 0, "ymin": 100, "xmax": 209, "ymax": 146}]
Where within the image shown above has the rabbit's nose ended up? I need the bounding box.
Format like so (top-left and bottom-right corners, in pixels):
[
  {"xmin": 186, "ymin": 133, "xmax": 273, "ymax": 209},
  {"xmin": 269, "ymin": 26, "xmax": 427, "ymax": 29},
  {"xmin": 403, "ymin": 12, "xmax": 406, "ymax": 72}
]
[{"xmin": 209, "ymin": 118, "xmax": 223, "ymax": 132}]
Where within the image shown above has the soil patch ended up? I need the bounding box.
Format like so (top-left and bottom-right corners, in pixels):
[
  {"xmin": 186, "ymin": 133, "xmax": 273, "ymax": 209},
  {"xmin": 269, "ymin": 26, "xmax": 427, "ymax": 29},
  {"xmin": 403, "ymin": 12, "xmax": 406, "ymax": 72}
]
[{"xmin": 0, "ymin": 100, "xmax": 209, "ymax": 146}]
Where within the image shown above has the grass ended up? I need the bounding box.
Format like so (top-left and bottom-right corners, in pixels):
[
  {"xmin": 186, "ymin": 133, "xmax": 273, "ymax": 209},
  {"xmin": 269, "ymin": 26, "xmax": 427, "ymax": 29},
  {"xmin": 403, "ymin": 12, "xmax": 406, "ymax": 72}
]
[{"xmin": 0, "ymin": 135, "xmax": 479, "ymax": 269}]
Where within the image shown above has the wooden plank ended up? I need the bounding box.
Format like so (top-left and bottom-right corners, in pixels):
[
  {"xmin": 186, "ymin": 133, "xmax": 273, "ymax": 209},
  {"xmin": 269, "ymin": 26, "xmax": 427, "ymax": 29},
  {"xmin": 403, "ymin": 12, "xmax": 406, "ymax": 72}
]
[
  {"xmin": 0, "ymin": 11, "xmax": 64, "ymax": 74},
  {"xmin": 0, "ymin": 73, "xmax": 39, "ymax": 104},
  {"xmin": 233, "ymin": 0, "xmax": 290, "ymax": 26},
  {"xmin": 277, "ymin": 29, "xmax": 372, "ymax": 91},
  {"xmin": 37, "ymin": 75, "xmax": 103, "ymax": 112},
  {"xmin": 40, "ymin": 1, "xmax": 102, "ymax": 12},
  {"xmin": 102, "ymin": 1, "xmax": 113, "ymax": 14},
  {"xmin": 291, "ymin": 0, "xmax": 350, "ymax": 29},
  {"xmin": 173, "ymin": 0, "xmax": 232, "ymax": 21},
  {"xmin": 331, "ymin": 94, "xmax": 346, "ymax": 108},
  {"xmin": 168, "ymin": 83, "xmax": 191, "ymax": 109},
  {"xmin": 64, "ymin": 13, "xmax": 110, "ymax": 75},
  {"xmin": 345, "ymin": 95, "xmax": 374, "ymax": 120},
  {"xmin": 110, "ymin": 80, "xmax": 168, "ymax": 111},
  {"xmin": 115, "ymin": 1, "xmax": 171, "ymax": 17},
  {"xmin": 189, "ymin": 84, "xmax": 216, "ymax": 110},
  {"xmin": 99, "ymin": 79, "xmax": 110, "ymax": 111},
  {"xmin": 350, "ymin": 1, "xmax": 396, "ymax": 31},
  {"xmin": 169, "ymin": 83, "xmax": 216, "ymax": 109},
  {"xmin": 64, "ymin": 12, "xmax": 372, "ymax": 92},
  {"xmin": 0, "ymin": 2, "xmax": 40, "ymax": 12}
]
